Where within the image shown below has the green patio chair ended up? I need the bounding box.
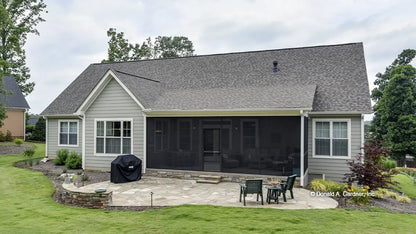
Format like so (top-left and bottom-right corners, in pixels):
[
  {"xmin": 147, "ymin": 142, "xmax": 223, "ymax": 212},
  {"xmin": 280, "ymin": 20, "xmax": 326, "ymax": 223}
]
[
  {"xmin": 239, "ymin": 179, "xmax": 264, "ymax": 206},
  {"xmin": 278, "ymin": 174, "xmax": 296, "ymax": 202}
]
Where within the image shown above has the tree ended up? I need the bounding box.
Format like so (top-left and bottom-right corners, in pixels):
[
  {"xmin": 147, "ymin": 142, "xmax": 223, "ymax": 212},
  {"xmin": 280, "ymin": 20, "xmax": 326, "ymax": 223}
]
[
  {"xmin": 370, "ymin": 49, "xmax": 416, "ymax": 140},
  {"xmin": 0, "ymin": 0, "xmax": 47, "ymax": 95},
  {"xmin": 377, "ymin": 65, "xmax": 416, "ymax": 163},
  {"xmin": 32, "ymin": 116, "xmax": 45, "ymax": 141},
  {"xmin": 102, "ymin": 28, "xmax": 195, "ymax": 63},
  {"xmin": 344, "ymin": 139, "xmax": 395, "ymax": 190}
]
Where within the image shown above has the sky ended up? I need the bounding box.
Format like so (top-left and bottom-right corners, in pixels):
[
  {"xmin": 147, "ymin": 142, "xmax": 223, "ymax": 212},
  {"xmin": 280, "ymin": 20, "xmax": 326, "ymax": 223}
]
[{"xmin": 24, "ymin": 0, "xmax": 416, "ymax": 120}]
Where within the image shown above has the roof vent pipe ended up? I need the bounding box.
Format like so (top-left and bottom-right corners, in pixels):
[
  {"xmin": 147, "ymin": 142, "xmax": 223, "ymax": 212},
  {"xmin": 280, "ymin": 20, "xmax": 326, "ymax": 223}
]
[{"xmin": 273, "ymin": 60, "xmax": 279, "ymax": 73}]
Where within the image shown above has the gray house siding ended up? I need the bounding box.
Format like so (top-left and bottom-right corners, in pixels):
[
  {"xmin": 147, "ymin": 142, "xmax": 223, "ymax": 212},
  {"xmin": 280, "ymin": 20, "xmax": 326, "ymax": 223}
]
[
  {"xmin": 46, "ymin": 117, "xmax": 83, "ymax": 158},
  {"xmin": 84, "ymin": 78, "xmax": 145, "ymax": 171},
  {"xmin": 307, "ymin": 115, "xmax": 363, "ymax": 183}
]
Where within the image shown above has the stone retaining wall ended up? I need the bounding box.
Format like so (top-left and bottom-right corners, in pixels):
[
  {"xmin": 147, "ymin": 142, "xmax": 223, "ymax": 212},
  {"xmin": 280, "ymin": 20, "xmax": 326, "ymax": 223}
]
[
  {"xmin": 145, "ymin": 168, "xmax": 300, "ymax": 186},
  {"xmin": 61, "ymin": 184, "xmax": 112, "ymax": 209}
]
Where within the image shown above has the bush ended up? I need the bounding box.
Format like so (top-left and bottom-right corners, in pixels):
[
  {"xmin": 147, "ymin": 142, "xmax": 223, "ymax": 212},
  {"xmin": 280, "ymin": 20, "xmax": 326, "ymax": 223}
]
[
  {"xmin": 26, "ymin": 125, "xmax": 35, "ymax": 134},
  {"xmin": 54, "ymin": 149, "xmax": 69, "ymax": 165},
  {"xmin": 23, "ymin": 149, "xmax": 35, "ymax": 159},
  {"xmin": 0, "ymin": 131, "xmax": 4, "ymax": 142},
  {"xmin": 397, "ymin": 195, "xmax": 412, "ymax": 203},
  {"xmin": 5, "ymin": 130, "xmax": 12, "ymax": 141},
  {"xmin": 65, "ymin": 151, "xmax": 82, "ymax": 169},
  {"xmin": 32, "ymin": 117, "xmax": 45, "ymax": 142},
  {"xmin": 14, "ymin": 138, "xmax": 23, "ymax": 146},
  {"xmin": 309, "ymin": 179, "xmax": 338, "ymax": 192},
  {"xmin": 23, "ymin": 149, "xmax": 35, "ymax": 166},
  {"xmin": 346, "ymin": 185, "xmax": 371, "ymax": 205},
  {"xmin": 386, "ymin": 191, "xmax": 398, "ymax": 199},
  {"xmin": 381, "ymin": 158, "xmax": 397, "ymax": 170},
  {"xmin": 344, "ymin": 139, "xmax": 396, "ymax": 190}
]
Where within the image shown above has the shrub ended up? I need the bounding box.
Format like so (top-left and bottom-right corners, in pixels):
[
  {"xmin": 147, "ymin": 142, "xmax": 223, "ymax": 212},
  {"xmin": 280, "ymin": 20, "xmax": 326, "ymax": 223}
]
[
  {"xmin": 386, "ymin": 191, "xmax": 398, "ymax": 199},
  {"xmin": 381, "ymin": 158, "xmax": 397, "ymax": 170},
  {"xmin": 23, "ymin": 149, "xmax": 35, "ymax": 159},
  {"xmin": 55, "ymin": 149, "xmax": 69, "ymax": 165},
  {"xmin": 5, "ymin": 130, "xmax": 12, "ymax": 141},
  {"xmin": 23, "ymin": 149, "xmax": 35, "ymax": 166},
  {"xmin": 0, "ymin": 131, "xmax": 4, "ymax": 142},
  {"xmin": 344, "ymin": 139, "xmax": 396, "ymax": 190},
  {"xmin": 14, "ymin": 138, "xmax": 23, "ymax": 146},
  {"xmin": 309, "ymin": 179, "xmax": 327, "ymax": 191},
  {"xmin": 32, "ymin": 117, "xmax": 45, "ymax": 142},
  {"xmin": 65, "ymin": 151, "xmax": 82, "ymax": 169},
  {"xmin": 397, "ymin": 195, "xmax": 412, "ymax": 203},
  {"xmin": 26, "ymin": 125, "xmax": 35, "ymax": 134}
]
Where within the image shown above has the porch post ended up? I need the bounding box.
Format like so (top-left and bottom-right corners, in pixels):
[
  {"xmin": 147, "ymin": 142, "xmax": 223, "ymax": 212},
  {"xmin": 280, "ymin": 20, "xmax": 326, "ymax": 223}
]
[
  {"xmin": 81, "ymin": 114, "xmax": 86, "ymax": 169},
  {"xmin": 300, "ymin": 110, "xmax": 304, "ymax": 187}
]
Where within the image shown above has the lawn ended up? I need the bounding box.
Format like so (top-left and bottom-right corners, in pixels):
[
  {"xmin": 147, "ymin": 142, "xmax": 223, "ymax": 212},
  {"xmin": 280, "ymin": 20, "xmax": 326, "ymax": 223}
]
[
  {"xmin": 0, "ymin": 143, "xmax": 415, "ymax": 233},
  {"xmin": 390, "ymin": 174, "xmax": 416, "ymax": 200}
]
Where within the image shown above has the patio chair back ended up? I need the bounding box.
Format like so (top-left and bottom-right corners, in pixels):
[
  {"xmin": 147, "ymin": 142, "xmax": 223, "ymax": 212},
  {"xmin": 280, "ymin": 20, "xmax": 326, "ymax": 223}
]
[{"xmin": 245, "ymin": 179, "xmax": 263, "ymax": 193}]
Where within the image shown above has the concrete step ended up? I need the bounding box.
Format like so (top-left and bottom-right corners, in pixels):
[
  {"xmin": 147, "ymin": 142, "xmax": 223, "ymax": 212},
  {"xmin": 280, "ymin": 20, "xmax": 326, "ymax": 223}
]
[
  {"xmin": 196, "ymin": 175, "xmax": 222, "ymax": 184},
  {"xmin": 199, "ymin": 175, "xmax": 221, "ymax": 179},
  {"xmin": 196, "ymin": 179, "xmax": 221, "ymax": 184}
]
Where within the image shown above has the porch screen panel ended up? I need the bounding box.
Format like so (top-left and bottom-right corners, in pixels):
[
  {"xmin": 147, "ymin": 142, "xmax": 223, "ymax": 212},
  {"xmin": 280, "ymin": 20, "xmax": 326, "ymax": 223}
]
[{"xmin": 147, "ymin": 116, "xmax": 300, "ymax": 176}]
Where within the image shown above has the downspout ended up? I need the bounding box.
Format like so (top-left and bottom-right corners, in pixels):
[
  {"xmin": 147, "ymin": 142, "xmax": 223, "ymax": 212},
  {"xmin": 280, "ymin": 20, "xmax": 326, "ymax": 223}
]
[
  {"xmin": 361, "ymin": 114, "xmax": 365, "ymax": 163},
  {"xmin": 79, "ymin": 114, "xmax": 86, "ymax": 170},
  {"xmin": 300, "ymin": 110, "xmax": 305, "ymax": 187},
  {"xmin": 143, "ymin": 113, "xmax": 147, "ymax": 173},
  {"xmin": 23, "ymin": 109, "xmax": 27, "ymax": 141},
  {"xmin": 44, "ymin": 117, "xmax": 48, "ymax": 159}
]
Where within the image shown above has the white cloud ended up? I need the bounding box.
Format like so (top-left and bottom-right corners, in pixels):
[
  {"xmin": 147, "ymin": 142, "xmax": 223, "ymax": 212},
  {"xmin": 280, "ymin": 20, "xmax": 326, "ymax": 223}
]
[{"xmin": 23, "ymin": 0, "xmax": 416, "ymax": 116}]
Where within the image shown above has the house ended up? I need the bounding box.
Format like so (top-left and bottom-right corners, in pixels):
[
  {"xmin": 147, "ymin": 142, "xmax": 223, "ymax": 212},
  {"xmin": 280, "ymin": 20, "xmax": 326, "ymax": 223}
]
[
  {"xmin": 0, "ymin": 75, "xmax": 30, "ymax": 139},
  {"xmin": 41, "ymin": 42, "xmax": 372, "ymax": 186}
]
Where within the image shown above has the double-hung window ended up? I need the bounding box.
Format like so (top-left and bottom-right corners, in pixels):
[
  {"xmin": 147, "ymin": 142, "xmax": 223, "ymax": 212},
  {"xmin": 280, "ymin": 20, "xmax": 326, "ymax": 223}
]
[
  {"xmin": 313, "ymin": 119, "xmax": 350, "ymax": 158},
  {"xmin": 59, "ymin": 120, "xmax": 78, "ymax": 146},
  {"xmin": 95, "ymin": 120, "xmax": 132, "ymax": 155}
]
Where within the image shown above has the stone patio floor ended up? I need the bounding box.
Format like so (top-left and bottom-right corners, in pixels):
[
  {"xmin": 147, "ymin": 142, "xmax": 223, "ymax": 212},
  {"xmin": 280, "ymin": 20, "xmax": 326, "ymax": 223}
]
[{"xmin": 64, "ymin": 176, "xmax": 338, "ymax": 209}]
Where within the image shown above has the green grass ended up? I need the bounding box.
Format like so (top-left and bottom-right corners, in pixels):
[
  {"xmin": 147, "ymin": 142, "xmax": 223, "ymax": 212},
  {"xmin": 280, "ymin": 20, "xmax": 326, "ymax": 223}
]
[
  {"xmin": 390, "ymin": 174, "xmax": 416, "ymax": 200},
  {"xmin": 1, "ymin": 144, "xmax": 415, "ymax": 233}
]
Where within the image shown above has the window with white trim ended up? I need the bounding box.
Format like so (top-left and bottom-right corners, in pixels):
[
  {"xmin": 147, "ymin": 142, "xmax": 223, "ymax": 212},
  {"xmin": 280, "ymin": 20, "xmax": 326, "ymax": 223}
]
[
  {"xmin": 96, "ymin": 120, "xmax": 132, "ymax": 154},
  {"xmin": 314, "ymin": 120, "xmax": 349, "ymax": 157},
  {"xmin": 59, "ymin": 120, "xmax": 78, "ymax": 146}
]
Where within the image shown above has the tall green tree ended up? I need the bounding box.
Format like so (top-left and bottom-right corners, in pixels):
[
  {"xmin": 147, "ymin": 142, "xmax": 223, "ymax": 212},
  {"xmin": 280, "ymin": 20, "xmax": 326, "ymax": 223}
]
[
  {"xmin": 372, "ymin": 64, "xmax": 416, "ymax": 164},
  {"xmin": 370, "ymin": 49, "xmax": 416, "ymax": 140},
  {"xmin": 0, "ymin": 0, "xmax": 47, "ymax": 95},
  {"xmin": 102, "ymin": 28, "xmax": 195, "ymax": 63}
]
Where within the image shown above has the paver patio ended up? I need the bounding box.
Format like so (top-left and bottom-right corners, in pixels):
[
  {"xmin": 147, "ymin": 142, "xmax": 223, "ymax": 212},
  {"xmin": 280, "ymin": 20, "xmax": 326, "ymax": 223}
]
[{"xmin": 63, "ymin": 176, "xmax": 338, "ymax": 209}]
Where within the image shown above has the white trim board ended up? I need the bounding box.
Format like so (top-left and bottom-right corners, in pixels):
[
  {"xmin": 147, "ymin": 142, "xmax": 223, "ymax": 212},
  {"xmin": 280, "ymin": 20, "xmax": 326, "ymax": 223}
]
[
  {"xmin": 93, "ymin": 118, "xmax": 134, "ymax": 157},
  {"xmin": 312, "ymin": 118, "xmax": 351, "ymax": 159},
  {"xmin": 57, "ymin": 119, "xmax": 80, "ymax": 147}
]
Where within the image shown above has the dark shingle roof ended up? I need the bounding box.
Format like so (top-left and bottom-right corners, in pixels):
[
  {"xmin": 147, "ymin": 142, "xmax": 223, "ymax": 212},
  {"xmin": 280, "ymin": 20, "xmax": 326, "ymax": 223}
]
[
  {"xmin": 0, "ymin": 75, "xmax": 30, "ymax": 109},
  {"xmin": 41, "ymin": 42, "xmax": 371, "ymax": 115}
]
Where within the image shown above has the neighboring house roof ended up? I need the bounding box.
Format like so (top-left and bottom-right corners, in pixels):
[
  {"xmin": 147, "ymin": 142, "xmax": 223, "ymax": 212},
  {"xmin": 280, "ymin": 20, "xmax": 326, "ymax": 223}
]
[
  {"xmin": 0, "ymin": 75, "xmax": 30, "ymax": 109},
  {"xmin": 41, "ymin": 42, "xmax": 372, "ymax": 116},
  {"xmin": 28, "ymin": 116, "xmax": 40, "ymax": 126}
]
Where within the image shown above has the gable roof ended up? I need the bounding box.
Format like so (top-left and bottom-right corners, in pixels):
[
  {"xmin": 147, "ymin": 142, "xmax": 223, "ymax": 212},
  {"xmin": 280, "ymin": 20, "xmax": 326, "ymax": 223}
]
[
  {"xmin": 0, "ymin": 75, "xmax": 30, "ymax": 109},
  {"xmin": 41, "ymin": 42, "xmax": 372, "ymax": 116}
]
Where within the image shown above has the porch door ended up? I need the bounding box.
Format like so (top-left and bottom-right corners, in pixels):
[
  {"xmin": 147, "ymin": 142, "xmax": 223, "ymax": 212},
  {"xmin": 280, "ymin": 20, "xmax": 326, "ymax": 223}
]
[{"xmin": 203, "ymin": 128, "xmax": 221, "ymax": 171}]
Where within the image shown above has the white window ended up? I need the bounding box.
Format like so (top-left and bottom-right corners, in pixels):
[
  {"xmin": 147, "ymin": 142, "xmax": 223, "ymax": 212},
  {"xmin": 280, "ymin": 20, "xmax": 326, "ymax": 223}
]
[
  {"xmin": 95, "ymin": 119, "xmax": 132, "ymax": 155},
  {"xmin": 313, "ymin": 119, "xmax": 350, "ymax": 158},
  {"xmin": 59, "ymin": 120, "xmax": 78, "ymax": 146}
]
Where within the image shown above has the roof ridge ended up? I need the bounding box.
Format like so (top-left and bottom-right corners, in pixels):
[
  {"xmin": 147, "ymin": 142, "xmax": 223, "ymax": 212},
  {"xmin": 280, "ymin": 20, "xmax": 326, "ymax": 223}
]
[{"xmin": 92, "ymin": 42, "xmax": 363, "ymax": 65}]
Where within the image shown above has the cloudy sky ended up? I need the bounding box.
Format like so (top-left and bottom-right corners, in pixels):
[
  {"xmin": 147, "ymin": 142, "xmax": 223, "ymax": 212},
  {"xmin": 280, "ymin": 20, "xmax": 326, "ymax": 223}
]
[{"xmin": 25, "ymin": 0, "xmax": 416, "ymax": 118}]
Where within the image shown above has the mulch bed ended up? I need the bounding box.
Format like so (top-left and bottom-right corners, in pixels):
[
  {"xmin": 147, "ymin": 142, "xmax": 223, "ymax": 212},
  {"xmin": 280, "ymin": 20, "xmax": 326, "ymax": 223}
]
[{"xmin": 7, "ymin": 143, "xmax": 415, "ymax": 213}]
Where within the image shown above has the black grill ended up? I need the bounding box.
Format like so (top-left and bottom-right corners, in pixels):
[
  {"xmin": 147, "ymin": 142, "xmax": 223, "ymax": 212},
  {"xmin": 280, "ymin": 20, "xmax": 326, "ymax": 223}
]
[{"xmin": 110, "ymin": 155, "xmax": 142, "ymax": 183}]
